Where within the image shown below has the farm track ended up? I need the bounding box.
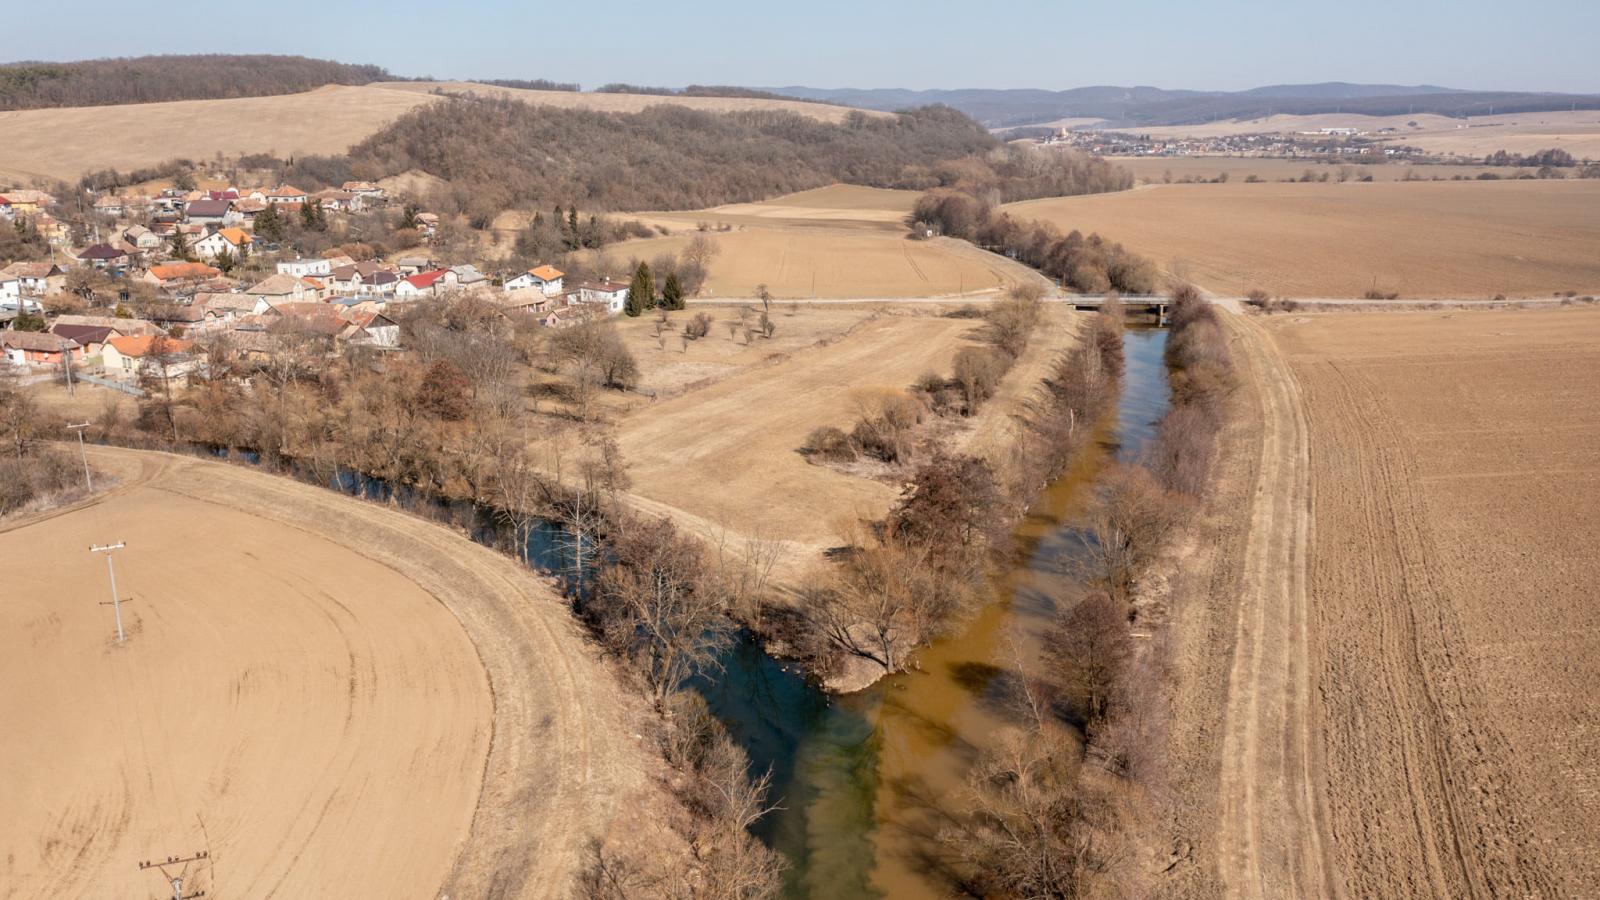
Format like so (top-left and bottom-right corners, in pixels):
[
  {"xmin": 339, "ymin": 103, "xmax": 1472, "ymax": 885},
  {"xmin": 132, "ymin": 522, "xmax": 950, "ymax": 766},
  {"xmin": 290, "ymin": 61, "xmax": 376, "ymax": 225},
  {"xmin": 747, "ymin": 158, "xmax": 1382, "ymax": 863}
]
[
  {"xmin": 1213, "ymin": 311, "xmax": 1332, "ymax": 898},
  {"xmin": 85, "ymin": 447, "xmax": 647, "ymax": 898}
]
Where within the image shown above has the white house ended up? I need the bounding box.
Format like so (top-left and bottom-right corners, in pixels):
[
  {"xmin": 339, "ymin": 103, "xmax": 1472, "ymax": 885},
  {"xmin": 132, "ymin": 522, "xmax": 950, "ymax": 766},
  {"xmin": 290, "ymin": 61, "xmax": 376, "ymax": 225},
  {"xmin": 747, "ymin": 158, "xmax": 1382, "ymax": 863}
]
[
  {"xmin": 571, "ymin": 279, "xmax": 630, "ymax": 315},
  {"xmin": 505, "ymin": 264, "xmax": 565, "ymax": 296},
  {"xmin": 192, "ymin": 227, "xmax": 253, "ymax": 261},
  {"xmin": 266, "ymin": 185, "xmax": 309, "ymax": 206},
  {"xmin": 276, "ymin": 258, "xmax": 332, "ymax": 278},
  {"xmin": 395, "ymin": 268, "xmax": 457, "ymax": 299},
  {"xmin": 247, "ymin": 273, "xmax": 317, "ymax": 306}
]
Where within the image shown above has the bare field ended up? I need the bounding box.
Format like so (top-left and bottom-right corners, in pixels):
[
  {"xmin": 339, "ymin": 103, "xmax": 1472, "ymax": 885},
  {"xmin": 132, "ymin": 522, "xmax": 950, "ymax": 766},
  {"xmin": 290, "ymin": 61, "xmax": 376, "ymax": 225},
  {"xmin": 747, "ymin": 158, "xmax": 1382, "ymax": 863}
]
[
  {"xmin": 617, "ymin": 311, "xmax": 985, "ymax": 554},
  {"xmin": 1207, "ymin": 307, "xmax": 1600, "ymax": 897},
  {"xmin": 0, "ymin": 448, "xmax": 651, "ymax": 898},
  {"xmin": 0, "ymin": 82, "xmax": 874, "ymax": 183},
  {"xmin": 1105, "ymin": 155, "xmax": 1528, "ymax": 184},
  {"xmin": 1004, "ymin": 179, "xmax": 1600, "ymax": 298}
]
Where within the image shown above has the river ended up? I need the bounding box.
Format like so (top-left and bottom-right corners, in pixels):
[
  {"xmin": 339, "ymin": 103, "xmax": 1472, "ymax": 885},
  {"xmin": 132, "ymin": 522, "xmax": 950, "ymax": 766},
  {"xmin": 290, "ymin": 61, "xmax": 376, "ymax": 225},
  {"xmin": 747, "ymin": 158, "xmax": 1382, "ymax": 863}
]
[{"xmin": 696, "ymin": 328, "xmax": 1172, "ymax": 898}]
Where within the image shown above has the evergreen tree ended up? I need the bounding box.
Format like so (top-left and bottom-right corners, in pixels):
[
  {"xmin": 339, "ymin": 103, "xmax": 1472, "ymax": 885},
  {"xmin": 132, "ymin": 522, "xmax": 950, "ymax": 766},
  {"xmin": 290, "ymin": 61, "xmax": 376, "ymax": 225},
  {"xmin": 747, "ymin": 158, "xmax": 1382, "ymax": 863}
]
[
  {"xmin": 400, "ymin": 202, "xmax": 420, "ymax": 230},
  {"xmin": 300, "ymin": 201, "xmax": 320, "ymax": 230},
  {"xmin": 625, "ymin": 262, "xmax": 653, "ymax": 317},
  {"xmin": 215, "ymin": 248, "xmax": 236, "ymax": 274},
  {"xmin": 662, "ymin": 272, "xmax": 685, "ymax": 310},
  {"xmin": 170, "ymin": 230, "xmax": 191, "ymax": 261},
  {"xmin": 255, "ymin": 204, "xmax": 285, "ymax": 241},
  {"xmin": 568, "ymin": 206, "xmax": 580, "ymax": 237}
]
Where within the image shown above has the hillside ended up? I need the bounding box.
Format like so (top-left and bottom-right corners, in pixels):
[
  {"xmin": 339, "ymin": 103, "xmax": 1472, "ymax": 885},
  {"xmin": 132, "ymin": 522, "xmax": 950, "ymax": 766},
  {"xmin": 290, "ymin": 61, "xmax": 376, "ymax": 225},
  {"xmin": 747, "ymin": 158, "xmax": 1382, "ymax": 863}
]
[{"xmin": 0, "ymin": 54, "xmax": 391, "ymax": 110}]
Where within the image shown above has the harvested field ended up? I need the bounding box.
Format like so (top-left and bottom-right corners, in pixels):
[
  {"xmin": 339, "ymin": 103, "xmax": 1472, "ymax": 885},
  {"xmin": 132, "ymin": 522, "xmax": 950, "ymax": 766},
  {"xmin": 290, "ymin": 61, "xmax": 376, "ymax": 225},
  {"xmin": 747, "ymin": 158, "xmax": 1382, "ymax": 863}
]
[
  {"xmin": 0, "ymin": 82, "xmax": 874, "ymax": 183},
  {"xmin": 557, "ymin": 186, "xmax": 1045, "ymax": 299},
  {"xmin": 0, "ymin": 447, "xmax": 651, "ymax": 898},
  {"xmin": 1128, "ymin": 110, "xmax": 1600, "ymax": 159},
  {"xmin": 1104, "ymin": 155, "xmax": 1527, "ymax": 184},
  {"xmin": 616, "ymin": 311, "xmax": 984, "ymax": 555},
  {"xmin": 1182, "ymin": 307, "xmax": 1600, "ymax": 898},
  {"xmin": 1267, "ymin": 307, "xmax": 1600, "ymax": 896},
  {"xmin": 1004, "ymin": 179, "xmax": 1600, "ymax": 298}
]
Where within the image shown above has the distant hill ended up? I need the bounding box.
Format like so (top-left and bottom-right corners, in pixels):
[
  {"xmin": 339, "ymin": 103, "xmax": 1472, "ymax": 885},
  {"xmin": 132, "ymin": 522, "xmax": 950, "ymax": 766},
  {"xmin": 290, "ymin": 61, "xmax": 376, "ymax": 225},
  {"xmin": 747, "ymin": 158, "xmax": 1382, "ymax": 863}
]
[
  {"xmin": 774, "ymin": 83, "xmax": 1600, "ymax": 128},
  {"xmin": 0, "ymin": 54, "xmax": 393, "ymax": 111}
]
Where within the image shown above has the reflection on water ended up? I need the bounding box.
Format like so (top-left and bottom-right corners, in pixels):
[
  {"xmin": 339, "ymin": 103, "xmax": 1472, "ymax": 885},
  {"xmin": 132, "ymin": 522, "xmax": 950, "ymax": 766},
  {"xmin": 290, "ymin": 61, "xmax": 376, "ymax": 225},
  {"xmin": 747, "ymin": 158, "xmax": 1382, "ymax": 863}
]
[{"xmin": 699, "ymin": 329, "xmax": 1171, "ymax": 898}]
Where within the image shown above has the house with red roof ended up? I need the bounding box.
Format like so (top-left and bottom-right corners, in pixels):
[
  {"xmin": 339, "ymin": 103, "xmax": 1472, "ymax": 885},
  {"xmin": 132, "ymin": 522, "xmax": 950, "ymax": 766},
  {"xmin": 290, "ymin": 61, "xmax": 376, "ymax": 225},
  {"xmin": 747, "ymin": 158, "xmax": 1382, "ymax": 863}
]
[{"xmin": 394, "ymin": 268, "xmax": 457, "ymax": 299}]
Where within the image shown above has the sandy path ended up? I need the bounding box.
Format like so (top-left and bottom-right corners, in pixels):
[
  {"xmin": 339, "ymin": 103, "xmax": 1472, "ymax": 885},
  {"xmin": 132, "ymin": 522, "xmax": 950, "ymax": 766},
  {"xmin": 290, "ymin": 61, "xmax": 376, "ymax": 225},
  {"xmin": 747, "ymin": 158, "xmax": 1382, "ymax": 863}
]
[
  {"xmin": 1212, "ymin": 311, "xmax": 1334, "ymax": 898},
  {"xmin": 0, "ymin": 448, "xmax": 648, "ymax": 898}
]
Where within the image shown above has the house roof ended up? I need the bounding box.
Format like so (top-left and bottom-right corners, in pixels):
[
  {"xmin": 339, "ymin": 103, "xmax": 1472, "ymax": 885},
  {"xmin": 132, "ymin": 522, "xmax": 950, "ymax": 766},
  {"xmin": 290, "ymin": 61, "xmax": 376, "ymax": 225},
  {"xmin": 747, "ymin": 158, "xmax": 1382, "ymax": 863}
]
[
  {"xmin": 50, "ymin": 323, "xmax": 115, "ymax": 345},
  {"xmin": 246, "ymin": 273, "xmax": 306, "ymax": 296},
  {"xmin": 403, "ymin": 269, "xmax": 449, "ymax": 289},
  {"xmin": 268, "ymin": 185, "xmax": 308, "ymax": 198},
  {"xmin": 185, "ymin": 199, "xmax": 232, "ymax": 217},
  {"xmin": 215, "ymin": 227, "xmax": 253, "ymax": 246},
  {"xmin": 572, "ymin": 279, "xmax": 629, "ymax": 294},
  {"xmin": 2, "ymin": 331, "xmax": 77, "ymax": 352},
  {"xmin": 148, "ymin": 262, "xmax": 221, "ymax": 282},
  {"xmin": 54, "ymin": 314, "xmax": 163, "ymax": 335},
  {"xmin": 107, "ymin": 335, "xmax": 192, "ymax": 358},
  {"xmin": 529, "ymin": 265, "xmax": 564, "ymax": 281},
  {"xmin": 1, "ymin": 262, "xmax": 60, "ymax": 279},
  {"xmin": 78, "ymin": 243, "xmax": 127, "ymax": 260},
  {"xmin": 367, "ymin": 270, "xmax": 400, "ymax": 286},
  {"xmin": 195, "ymin": 292, "xmax": 258, "ymax": 314}
]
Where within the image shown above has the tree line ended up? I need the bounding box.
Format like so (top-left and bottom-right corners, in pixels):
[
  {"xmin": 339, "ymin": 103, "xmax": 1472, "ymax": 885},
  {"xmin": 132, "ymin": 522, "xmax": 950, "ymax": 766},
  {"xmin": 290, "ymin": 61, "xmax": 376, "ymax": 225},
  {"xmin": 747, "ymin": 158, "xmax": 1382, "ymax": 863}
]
[{"xmin": 0, "ymin": 55, "xmax": 391, "ymax": 110}]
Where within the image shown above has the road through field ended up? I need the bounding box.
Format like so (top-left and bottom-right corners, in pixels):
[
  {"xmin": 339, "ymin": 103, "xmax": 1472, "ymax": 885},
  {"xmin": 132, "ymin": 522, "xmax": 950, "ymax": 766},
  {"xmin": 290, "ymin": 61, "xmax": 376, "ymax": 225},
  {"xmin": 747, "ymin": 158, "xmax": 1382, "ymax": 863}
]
[
  {"xmin": 1213, "ymin": 311, "xmax": 1333, "ymax": 899},
  {"xmin": 0, "ymin": 448, "xmax": 648, "ymax": 898}
]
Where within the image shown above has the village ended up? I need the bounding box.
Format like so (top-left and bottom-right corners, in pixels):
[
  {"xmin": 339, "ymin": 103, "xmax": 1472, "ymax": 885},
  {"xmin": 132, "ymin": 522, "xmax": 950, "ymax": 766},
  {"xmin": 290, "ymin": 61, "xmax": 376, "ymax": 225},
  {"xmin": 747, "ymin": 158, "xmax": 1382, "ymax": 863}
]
[{"xmin": 0, "ymin": 180, "xmax": 633, "ymax": 386}]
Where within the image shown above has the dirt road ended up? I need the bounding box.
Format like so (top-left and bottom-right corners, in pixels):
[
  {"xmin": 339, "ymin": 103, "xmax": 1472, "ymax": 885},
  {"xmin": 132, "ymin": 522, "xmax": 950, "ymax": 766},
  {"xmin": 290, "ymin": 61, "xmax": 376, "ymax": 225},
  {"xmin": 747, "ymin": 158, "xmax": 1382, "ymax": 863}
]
[
  {"xmin": 0, "ymin": 448, "xmax": 649, "ymax": 898},
  {"xmin": 1211, "ymin": 311, "xmax": 1335, "ymax": 898}
]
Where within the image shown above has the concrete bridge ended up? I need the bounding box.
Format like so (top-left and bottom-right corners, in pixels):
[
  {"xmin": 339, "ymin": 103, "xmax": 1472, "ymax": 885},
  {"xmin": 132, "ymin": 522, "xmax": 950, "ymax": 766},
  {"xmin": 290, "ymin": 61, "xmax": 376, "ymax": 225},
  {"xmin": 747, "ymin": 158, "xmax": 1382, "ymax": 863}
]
[{"xmin": 1067, "ymin": 294, "xmax": 1170, "ymax": 324}]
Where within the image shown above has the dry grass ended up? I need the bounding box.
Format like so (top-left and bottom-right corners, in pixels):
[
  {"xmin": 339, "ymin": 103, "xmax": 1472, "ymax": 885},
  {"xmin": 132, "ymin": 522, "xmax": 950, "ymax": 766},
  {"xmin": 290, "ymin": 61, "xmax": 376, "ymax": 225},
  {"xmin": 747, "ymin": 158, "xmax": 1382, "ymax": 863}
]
[
  {"xmin": 616, "ymin": 311, "xmax": 984, "ymax": 554},
  {"xmin": 546, "ymin": 185, "xmax": 1048, "ymax": 299},
  {"xmin": 1004, "ymin": 179, "xmax": 1600, "ymax": 298},
  {"xmin": 0, "ymin": 83, "xmax": 879, "ymax": 183},
  {"xmin": 1264, "ymin": 308, "xmax": 1600, "ymax": 894}
]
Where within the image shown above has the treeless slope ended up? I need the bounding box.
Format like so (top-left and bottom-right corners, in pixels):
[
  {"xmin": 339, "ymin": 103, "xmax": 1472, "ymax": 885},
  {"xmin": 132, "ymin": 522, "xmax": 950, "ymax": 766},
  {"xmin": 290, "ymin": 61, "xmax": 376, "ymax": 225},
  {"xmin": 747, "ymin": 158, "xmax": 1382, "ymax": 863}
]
[
  {"xmin": 1266, "ymin": 308, "xmax": 1600, "ymax": 896},
  {"xmin": 383, "ymin": 81, "xmax": 890, "ymax": 124},
  {"xmin": 0, "ymin": 448, "xmax": 649, "ymax": 898},
  {"xmin": 1004, "ymin": 180, "xmax": 1600, "ymax": 298},
  {"xmin": 617, "ymin": 313, "xmax": 981, "ymax": 552}
]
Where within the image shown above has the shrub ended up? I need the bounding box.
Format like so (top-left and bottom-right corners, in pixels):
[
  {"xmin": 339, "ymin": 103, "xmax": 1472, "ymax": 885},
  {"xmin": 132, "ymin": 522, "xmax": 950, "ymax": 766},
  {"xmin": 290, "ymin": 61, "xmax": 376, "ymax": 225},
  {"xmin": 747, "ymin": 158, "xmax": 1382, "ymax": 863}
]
[
  {"xmin": 802, "ymin": 426, "xmax": 856, "ymax": 462},
  {"xmin": 684, "ymin": 311, "xmax": 712, "ymax": 339}
]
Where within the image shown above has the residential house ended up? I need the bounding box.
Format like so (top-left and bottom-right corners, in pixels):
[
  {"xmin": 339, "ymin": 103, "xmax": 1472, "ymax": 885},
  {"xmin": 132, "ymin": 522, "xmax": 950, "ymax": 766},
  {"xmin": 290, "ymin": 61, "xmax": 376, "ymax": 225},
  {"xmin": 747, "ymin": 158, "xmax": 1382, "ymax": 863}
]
[
  {"xmin": 2, "ymin": 190, "xmax": 55, "ymax": 214},
  {"xmin": 0, "ymin": 276, "xmax": 23, "ymax": 307},
  {"xmin": 394, "ymin": 255, "xmax": 434, "ymax": 275},
  {"xmin": 0, "ymin": 196, "xmax": 11, "ymax": 218},
  {"xmin": 192, "ymin": 227, "xmax": 253, "ymax": 261},
  {"xmin": 31, "ymin": 213, "xmax": 71, "ymax": 245},
  {"xmin": 267, "ymin": 185, "xmax": 309, "ymax": 206},
  {"xmin": 77, "ymin": 243, "xmax": 129, "ymax": 270},
  {"xmin": 413, "ymin": 213, "xmax": 439, "ymax": 236},
  {"xmin": 102, "ymin": 335, "xmax": 195, "ymax": 381},
  {"xmin": 184, "ymin": 198, "xmax": 236, "ymax": 227},
  {"xmin": 0, "ymin": 262, "xmax": 64, "ymax": 296},
  {"xmin": 395, "ymin": 268, "xmax": 455, "ymax": 299},
  {"xmin": 52, "ymin": 314, "xmax": 165, "ymax": 338},
  {"xmin": 2, "ymin": 331, "xmax": 80, "ymax": 367},
  {"xmin": 504, "ymin": 264, "xmax": 565, "ymax": 296},
  {"xmin": 123, "ymin": 224, "xmax": 164, "ymax": 253},
  {"xmin": 276, "ymin": 258, "xmax": 332, "ymax": 278},
  {"xmin": 361, "ymin": 270, "xmax": 400, "ymax": 297},
  {"xmin": 449, "ymin": 264, "xmax": 489, "ymax": 289},
  {"xmin": 570, "ymin": 279, "xmax": 630, "ymax": 315},
  {"xmin": 246, "ymin": 273, "xmax": 317, "ymax": 306},
  {"xmin": 93, "ymin": 194, "xmax": 127, "ymax": 217},
  {"xmin": 339, "ymin": 311, "xmax": 401, "ymax": 348},
  {"xmin": 142, "ymin": 262, "xmax": 222, "ymax": 289},
  {"xmin": 314, "ymin": 189, "xmax": 363, "ymax": 213},
  {"xmin": 233, "ymin": 198, "xmax": 268, "ymax": 224},
  {"xmin": 194, "ymin": 291, "xmax": 262, "ymax": 323},
  {"xmin": 50, "ymin": 323, "xmax": 115, "ymax": 357},
  {"xmin": 341, "ymin": 181, "xmax": 386, "ymax": 202}
]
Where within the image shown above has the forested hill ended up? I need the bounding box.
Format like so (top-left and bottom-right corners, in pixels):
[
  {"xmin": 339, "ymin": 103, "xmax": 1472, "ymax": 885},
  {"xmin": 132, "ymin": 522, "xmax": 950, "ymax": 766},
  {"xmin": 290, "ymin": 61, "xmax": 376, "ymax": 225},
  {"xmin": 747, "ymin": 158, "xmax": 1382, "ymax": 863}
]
[
  {"xmin": 0, "ymin": 55, "xmax": 393, "ymax": 110},
  {"xmin": 321, "ymin": 96, "xmax": 999, "ymax": 223}
]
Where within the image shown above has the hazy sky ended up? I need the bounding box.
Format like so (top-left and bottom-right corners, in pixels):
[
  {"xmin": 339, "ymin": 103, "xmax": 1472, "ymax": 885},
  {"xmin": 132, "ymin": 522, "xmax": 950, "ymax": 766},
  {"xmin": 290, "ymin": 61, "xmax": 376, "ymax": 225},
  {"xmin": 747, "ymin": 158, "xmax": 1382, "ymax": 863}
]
[{"xmin": 6, "ymin": 0, "xmax": 1597, "ymax": 93}]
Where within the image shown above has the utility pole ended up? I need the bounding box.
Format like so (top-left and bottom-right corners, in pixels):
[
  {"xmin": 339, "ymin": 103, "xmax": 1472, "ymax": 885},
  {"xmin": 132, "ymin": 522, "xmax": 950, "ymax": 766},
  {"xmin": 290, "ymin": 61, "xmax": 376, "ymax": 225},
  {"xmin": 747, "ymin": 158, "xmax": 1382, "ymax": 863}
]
[
  {"xmin": 67, "ymin": 422, "xmax": 92, "ymax": 491},
  {"xmin": 90, "ymin": 541, "xmax": 127, "ymax": 643},
  {"xmin": 139, "ymin": 850, "xmax": 210, "ymax": 900}
]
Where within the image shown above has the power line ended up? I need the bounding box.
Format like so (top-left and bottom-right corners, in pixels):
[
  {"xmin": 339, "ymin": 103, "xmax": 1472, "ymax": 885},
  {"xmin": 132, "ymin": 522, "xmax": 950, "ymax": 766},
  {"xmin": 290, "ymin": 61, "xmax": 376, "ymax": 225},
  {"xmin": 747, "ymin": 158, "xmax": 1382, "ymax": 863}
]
[
  {"xmin": 66, "ymin": 422, "xmax": 92, "ymax": 492},
  {"xmin": 89, "ymin": 541, "xmax": 127, "ymax": 643},
  {"xmin": 138, "ymin": 850, "xmax": 210, "ymax": 900}
]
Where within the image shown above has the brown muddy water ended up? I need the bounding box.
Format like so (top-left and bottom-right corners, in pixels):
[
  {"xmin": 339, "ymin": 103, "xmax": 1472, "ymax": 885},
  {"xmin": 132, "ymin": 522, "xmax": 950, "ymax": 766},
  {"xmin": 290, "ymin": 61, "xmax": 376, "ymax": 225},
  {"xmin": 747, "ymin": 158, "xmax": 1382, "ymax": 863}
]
[{"xmin": 695, "ymin": 328, "xmax": 1171, "ymax": 897}]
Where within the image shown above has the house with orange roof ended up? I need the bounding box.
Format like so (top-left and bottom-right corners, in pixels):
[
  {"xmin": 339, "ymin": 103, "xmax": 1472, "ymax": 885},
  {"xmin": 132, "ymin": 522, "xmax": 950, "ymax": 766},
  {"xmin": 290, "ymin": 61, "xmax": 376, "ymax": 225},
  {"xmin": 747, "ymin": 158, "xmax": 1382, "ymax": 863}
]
[
  {"xmin": 505, "ymin": 264, "xmax": 565, "ymax": 296},
  {"xmin": 266, "ymin": 185, "xmax": 309, "ymax": 205},
  {"xmin": 193, "ymin": 227, "xmax": 254, "ymax": 261},
  {"xmin": 142, "ymin": 262, "xmax": 223, "ymax": 288},
  {"xmin": 101, "ymin": 335, "xmax": 195, "ymax": 380}
]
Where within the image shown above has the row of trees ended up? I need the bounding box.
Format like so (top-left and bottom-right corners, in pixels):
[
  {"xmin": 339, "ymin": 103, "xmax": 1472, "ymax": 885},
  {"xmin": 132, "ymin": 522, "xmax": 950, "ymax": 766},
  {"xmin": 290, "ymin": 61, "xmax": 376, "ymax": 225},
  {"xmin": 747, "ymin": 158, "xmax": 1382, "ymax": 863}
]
[{"xmin": 912, "ymin": 190, "xmax": 1159, "ymax": 294}]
